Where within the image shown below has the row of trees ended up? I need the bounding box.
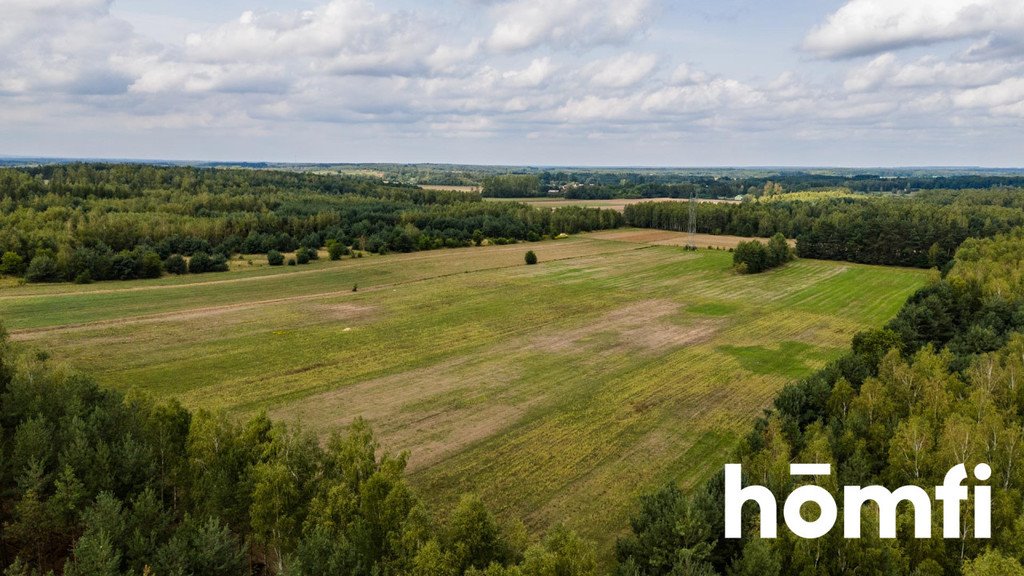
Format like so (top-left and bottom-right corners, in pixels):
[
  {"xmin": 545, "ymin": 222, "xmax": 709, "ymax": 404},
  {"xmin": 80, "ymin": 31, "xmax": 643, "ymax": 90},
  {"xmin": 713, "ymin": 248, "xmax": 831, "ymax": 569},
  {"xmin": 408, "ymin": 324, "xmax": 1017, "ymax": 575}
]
[
  {"xmin": 615, "ymin": 229, "xmax": 1024, "ymax": 575},
  {"xmin": 1, "ymin": 246, "xmax": 232, "ymax": 284},
  {"xmin": 0, "ymin": 165, "xmax": 622, "ymax": 283},
  {"xmin": 732, "ymin": 234, "xmax": 793, "ymax": 274},
  {"xmin": 624, "ymin": 192, "xmax": 1024, "ymax": 268},
  {"xmin": 0, "ymin": 330, "xmax": 598, "ymax": 575}
]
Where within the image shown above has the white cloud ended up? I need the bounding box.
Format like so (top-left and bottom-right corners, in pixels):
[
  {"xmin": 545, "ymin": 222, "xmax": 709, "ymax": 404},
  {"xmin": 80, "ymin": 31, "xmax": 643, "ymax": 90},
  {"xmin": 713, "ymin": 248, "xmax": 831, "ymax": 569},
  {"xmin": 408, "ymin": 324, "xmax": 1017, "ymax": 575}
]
[
  {"xmin": 804, "ymin": 0, "xmax": 1024, "ymax": 59},
  {"xmin": 585, "ymin": 53, "xmax": 658, "ymax": 88},
  {"xmin": 844, "ymin": 53, "xmax": 1021, "ymax": 91},
  {"xmin": 487, "ymin": 0, "xmax": 651, "ymax": 52},
  {"xmin": 642, "ymin": 78, "xmax": 763, "ymax": 114},
  {"xmin": 0, "ymin": 0, "xmax": 152, "ymax": 95},
  {"xmin": 2, "ymin": 0, "xmax": 1023, "ymax": 165},
  {"xmin": 502, "ymin": 57, "xmax": 556, "ymax": 88},
  {"xmin": 670, "ymin": 64, "xmax": 710, "ymax": 86},
  {"xmin": 954, "ymin": 77, "xmax": 1024, "ymax": 108}
]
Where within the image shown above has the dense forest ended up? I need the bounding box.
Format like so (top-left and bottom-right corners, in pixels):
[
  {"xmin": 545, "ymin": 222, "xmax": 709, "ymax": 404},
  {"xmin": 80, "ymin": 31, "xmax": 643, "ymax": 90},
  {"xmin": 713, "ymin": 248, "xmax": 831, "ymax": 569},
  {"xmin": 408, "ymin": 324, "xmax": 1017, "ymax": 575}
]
[
  {"xmin": 614, "ymin": 229, "xmax": 1024, "ymax": 576},
  {"xmin": 624, "ymin": 190, "xmax": 1024, "ymax": 268},
  {"xmin": 0, "ymin": 328, "xmax": 599, "ymax": 575},
  {"xmin": 0, "ymin": 165, "xmax": 621, "ymax": 283}
]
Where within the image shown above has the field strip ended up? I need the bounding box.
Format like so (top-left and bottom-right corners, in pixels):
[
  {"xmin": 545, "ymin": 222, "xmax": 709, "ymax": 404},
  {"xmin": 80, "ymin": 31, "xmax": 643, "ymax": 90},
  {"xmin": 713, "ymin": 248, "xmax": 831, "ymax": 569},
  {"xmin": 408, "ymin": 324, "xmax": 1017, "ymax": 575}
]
[
  {"xmin": 0, "ymin": 239, "xmax": 626, "ymax": 301},
  {"xmin": 7, "ymin": 245, "xmax": 652, "ymax": 339}
]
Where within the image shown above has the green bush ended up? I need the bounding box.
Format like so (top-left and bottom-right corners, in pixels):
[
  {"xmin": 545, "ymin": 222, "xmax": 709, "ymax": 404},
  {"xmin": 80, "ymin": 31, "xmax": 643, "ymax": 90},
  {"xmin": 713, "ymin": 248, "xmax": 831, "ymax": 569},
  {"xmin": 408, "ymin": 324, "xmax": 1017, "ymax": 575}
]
[
  {"xmin": 732, "ymin": 241, "xmax": 770, "ymax": 273},
  {"xmin": 733, "ymin": 234, "xmax": 794, "ymax": 274},
  {"xmin": 188, "ymin": 252, "xmax": 229, "ymax": 274},
  {"xmin": 0, "ymin": 251, "xmax": 24, "ymax": 276},
  {"xmin": 296, "ymin": 248, "xmax": 312, "ymax": 265},
  {"xmin": 141, "ymin": 251, "xmax": 164, "ymax": 278},
  {"xmin": 25, "ymin": 254, "xmax": 60, "ymax": 282},
  {"xmin": 525, "ymin": 251, "xmax": 538, "ymax": 265},
  {"xmin": 164, "ymin": 254, "xmax": 187, "ymax": 275},
  {"xmin": 267, "ymin": 250, "xmax": 284, "ymax": 266},
  {"xmin": 767, "ymin": 233, "xmax": 794, "ymax": 267},
  {"xmin": 327, "ymin": 241, "xmax": 346, "ymax": 261},
  {"xmin": 187, "ymin": 252, "xmax": 212, "ymax": 274}
]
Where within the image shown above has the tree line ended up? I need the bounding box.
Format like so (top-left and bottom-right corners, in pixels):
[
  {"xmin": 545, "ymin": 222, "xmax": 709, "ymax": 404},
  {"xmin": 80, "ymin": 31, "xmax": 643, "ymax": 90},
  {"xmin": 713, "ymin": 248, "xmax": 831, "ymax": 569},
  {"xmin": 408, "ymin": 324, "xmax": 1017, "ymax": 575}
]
[
  {"xmin": 624, "ymin": 191, "xmax": 1024, "ymax": 268},
  {"xmin": 0, "ymin": 165, "xmax": 622, "ymax": 283},
  {"xmin": 614, "ymin": 229, "xmax": 1024, "ymax": 576}
]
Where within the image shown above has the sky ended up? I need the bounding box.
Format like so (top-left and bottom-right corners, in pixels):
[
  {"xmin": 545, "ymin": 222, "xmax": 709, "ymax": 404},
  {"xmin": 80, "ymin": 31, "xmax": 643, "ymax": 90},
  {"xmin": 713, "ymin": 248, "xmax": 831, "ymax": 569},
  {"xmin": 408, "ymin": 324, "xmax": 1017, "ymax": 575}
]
[{"xmin": 1, "ymin": 0, "xmax": 1023, "ymax": 166}]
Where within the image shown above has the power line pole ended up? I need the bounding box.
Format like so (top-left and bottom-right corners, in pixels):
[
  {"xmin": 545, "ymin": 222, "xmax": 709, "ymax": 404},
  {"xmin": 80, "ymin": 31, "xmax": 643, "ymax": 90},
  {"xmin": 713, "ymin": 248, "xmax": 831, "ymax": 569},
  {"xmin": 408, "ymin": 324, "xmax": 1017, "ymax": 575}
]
[{"xmin": 688, "ymin": 188, "xmax": 696, "ymax": 249}]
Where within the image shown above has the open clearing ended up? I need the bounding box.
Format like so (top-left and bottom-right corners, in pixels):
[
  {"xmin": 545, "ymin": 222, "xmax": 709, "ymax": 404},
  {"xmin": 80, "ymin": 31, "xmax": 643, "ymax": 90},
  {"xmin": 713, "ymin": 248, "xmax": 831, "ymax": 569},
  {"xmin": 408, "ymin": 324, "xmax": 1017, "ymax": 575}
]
[
  {"xmin": 586, "ymin": 228, "xmax": 795, "ymax": 249},
  {"xmin": 488, "ymin": 197, "xmax": 740, "ymax": 212},
  {"xmin": 419, "ymin": 184, "xmax": 481, "ymax": 193},
  {"xmin": 0, "ymin": 229, "xmax": 927, "ymax": 554}
]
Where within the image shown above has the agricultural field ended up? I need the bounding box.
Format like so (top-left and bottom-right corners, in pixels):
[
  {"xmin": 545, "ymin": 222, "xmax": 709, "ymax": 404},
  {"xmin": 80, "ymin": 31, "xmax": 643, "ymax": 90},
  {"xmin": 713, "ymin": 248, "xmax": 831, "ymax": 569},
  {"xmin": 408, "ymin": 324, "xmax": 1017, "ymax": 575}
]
[
  {"xmin": 586, "ymin": 229, "xmax": 796, "ymax": 249},
  {"xmin": 419, "ymin": 184, "xmax": 482, "ymax": 193},
  {"xmin": 0, "ymin": 230, "xmax": 928, "ymax": 556},
  {"xmin": 487, "ymin": 196, "xmax": 739, "ymax": 212}
]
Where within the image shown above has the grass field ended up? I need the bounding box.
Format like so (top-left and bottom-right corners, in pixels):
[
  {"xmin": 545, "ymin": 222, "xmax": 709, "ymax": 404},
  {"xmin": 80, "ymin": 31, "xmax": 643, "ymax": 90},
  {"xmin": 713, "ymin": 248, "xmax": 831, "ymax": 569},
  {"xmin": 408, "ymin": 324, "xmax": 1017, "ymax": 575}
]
[{"xmin": 0, "ymin": 230, "xmax": 928, "ymax": 557}]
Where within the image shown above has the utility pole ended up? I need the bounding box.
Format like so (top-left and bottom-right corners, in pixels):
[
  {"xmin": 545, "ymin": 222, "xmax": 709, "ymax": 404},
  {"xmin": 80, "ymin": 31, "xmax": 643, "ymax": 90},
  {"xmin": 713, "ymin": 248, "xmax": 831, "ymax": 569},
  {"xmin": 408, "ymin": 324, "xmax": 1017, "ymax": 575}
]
[{"xmin": 688, "ymin": 188, "xmax": 696, "ymax": 249}]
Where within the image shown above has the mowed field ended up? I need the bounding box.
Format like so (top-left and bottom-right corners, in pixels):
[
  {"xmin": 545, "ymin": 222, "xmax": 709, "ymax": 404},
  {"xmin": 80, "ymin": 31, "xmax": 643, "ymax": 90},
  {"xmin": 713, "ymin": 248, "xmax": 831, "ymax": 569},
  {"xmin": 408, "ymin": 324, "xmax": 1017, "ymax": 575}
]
[{"xmin": 0, "ymin": 230, "xmax": 927, "ymax": 554}]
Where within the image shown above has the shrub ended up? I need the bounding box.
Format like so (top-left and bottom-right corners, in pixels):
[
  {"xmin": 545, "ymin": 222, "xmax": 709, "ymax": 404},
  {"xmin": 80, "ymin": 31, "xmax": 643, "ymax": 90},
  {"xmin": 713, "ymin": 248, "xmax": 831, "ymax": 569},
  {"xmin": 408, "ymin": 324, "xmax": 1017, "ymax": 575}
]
[
  {"xmin": 74, "ymin": 271, "xmax": 93, "ymax": 284},
  {"xmin": 141, "ymin": 251, "xmax": 164, "ymax": 278},
  {"xmin": 25, "ymin": 255, "xmax": 61, "ymax": 282},
  {"xmin": 267, "ymin": 250, "xmax": 284, "ymax": 266},
  {"xmin": 0, "ymin": 251, "xmax": 25, "ymax": 276},
  {"xmin": 327, "ymin": 241, "xmax": 345, "ymax": 261},
  {"xmin": 208, "ymin": 253, "xmax": 229, "ymax": 272},
  {"xmin": 287, "ymin": 258, "xmax": 297, "ymax": 266},
  {"xmin": 525, "ymin": 250, "xmax": 538, "ymax": 265},
  {"xmin": 733, "ymin": 236, "xmax": 793, "ymax": 274},
  {"xmin": 296, "ymin": 248, "xmax": 312, "ymax": 265},
  {"xmin": 188, "ymin": 252, "xmax": 211, "ymax": 274},
  {"xmin": 164, "ymin": 254, "xmax": 187, "ymax": 275}
]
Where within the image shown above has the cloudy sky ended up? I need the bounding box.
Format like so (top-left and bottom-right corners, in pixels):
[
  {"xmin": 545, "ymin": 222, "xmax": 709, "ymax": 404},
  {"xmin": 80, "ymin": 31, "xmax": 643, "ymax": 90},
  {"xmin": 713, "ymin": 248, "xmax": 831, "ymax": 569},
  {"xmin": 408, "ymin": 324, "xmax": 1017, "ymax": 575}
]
[{"xmin": 2, "ymin": 0, "xmax": 1023, "ymax": 166}]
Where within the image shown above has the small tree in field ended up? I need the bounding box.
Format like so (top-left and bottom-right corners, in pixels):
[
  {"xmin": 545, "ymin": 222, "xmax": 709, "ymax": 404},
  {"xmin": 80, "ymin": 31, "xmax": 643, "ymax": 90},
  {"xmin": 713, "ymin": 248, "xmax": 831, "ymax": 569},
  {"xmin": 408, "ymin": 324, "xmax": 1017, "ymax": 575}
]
[
  {"xmin": 767, "ymin": 233, "xmax": 794, "ymax": 267},
  {"xmin": 525, "ymin": 251, "xmax": 538, "ymax": 265},
  {"xmin": 267, "ymin": 250, "xmax": 284, "ymax": 266},
  {"xmin": 732, "ymin": 241, "xmax": 769, "ymax": 274},
  {"xmin": 327, "ymin": 241, "xmax": 345, "ymax": 261}
]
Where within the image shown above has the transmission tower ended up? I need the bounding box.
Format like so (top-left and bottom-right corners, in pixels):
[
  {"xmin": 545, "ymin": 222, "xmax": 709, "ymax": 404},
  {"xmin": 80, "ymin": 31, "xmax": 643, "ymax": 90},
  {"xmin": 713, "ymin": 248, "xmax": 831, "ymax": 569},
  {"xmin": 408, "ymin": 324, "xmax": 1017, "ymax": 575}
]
[{"xmin": 687, "ymin": 188, "xmax": 696, "ymax": 250}]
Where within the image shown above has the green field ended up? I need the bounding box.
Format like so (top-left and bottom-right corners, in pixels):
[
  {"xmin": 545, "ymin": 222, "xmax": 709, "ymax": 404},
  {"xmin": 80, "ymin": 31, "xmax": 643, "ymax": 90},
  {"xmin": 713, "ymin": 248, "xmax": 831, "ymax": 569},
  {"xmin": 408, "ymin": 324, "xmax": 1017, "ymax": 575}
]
[{"xmin": 0, "ymin": 230, "xmax": 928, "ymax": 553}]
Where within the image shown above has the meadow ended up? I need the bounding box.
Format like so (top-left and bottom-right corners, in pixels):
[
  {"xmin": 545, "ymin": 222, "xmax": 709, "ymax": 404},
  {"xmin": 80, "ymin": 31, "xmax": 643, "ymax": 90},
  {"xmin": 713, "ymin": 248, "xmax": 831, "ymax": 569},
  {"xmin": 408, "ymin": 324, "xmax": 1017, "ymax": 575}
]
[{"xmin": 0, "ymin": 230, "xmax": 928, "ymax": 554}]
